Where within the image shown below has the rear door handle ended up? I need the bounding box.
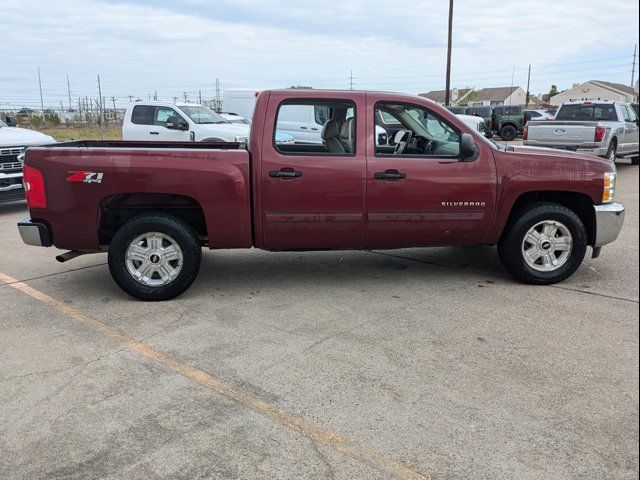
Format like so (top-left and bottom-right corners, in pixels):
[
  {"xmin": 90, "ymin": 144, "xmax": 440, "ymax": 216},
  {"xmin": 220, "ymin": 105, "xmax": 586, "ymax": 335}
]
[
  {"xmin": 269, "ymin": 169, "xmax": 302, "ymax": 179},
  {"xmin": 374, "ymin": 170, "xmax": 406, "ymax": 180},
  {"xmin": 300, "ymin": 126, "xmax": 308, "ymax": 130},
  {"xmin": 149, "ymin": 131, "xmax": 159, "ymax": 135}
]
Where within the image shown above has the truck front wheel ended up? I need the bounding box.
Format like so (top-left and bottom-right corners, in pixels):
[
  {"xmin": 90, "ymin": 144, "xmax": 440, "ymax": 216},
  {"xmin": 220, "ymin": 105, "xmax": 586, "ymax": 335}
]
[
  {"xmin": 497, "ymin": 202, "xmax": 587, "ymax": 285},
  {"xmin": 108, "ymin": 213, "xmax": 202, "ymax": 301}
]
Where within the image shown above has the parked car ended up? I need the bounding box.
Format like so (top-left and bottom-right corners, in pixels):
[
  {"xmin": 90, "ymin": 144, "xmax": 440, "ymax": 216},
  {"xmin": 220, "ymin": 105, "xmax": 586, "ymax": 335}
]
[
  {"xmin": 524, "ymin": 101, "xmax": 639, "ymax": 165},
  {"xmin": 488, "ymin": 105, "xmax": 524, "ymax": 141},
  {"xmin": 0, "ymin": 116, "xmax": 55, "ymax": 204},
  {"xmin": 456, "ymin": 114, "xmax": 491, "ymax": 137},
  {"xmin": 122, "ymin": 101, "xmax": 250, "ymax": 143},
  {"xmin": 19, "ymin": 89, "xmax": 624, "ymax": 300},
  {"xmin": 523, "ymin": 109, "xmax": 554, "ymax": 123}
]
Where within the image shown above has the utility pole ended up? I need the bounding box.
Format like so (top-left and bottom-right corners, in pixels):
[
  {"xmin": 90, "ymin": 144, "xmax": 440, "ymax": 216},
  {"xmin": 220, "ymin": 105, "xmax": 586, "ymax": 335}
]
[
  {"xmin": 154, "ymin": 91, "xmax": 158, "ymax": 101},
  {"xmin": 632, "ymin": 43, "xmax": 637, "ymax": 87},
  {"xmin": 97, "ymin": 75, "xmax": 104, "ymax": 140},
  {"xmin": 128, "ymin": 95, "xmax": 134, "ymax": 102},
  {"xmin": 525, "ymin": 64, "xmax": 531, "ymax": 107},
  {"xmin": 172, "ymin": 96, "xmax": 178, "ymax": 103},
  {"xmin": 215, "ymin": 78, "xmax": 221, "ymax": 111},
  {"xmin": 349, "ymin": 70, "xmax": 353, "ymax": 90},
  {"xmin": 111, "ymin": 96, "xmax": 117, "ymax": 111},
  {"xmin": 66, "ymin": 75, "xmax": 72, "ymax": 110},
  {"xmin": 444, "ymin": 0, "xmax": 454, "ymax": 106},
  {"xmin": 37, "ymin": 66, "xmax": 45, "ymax": 118},
  {"xmin": 183, "ymin": 91, "xmax": 188, "ymax": 102}
]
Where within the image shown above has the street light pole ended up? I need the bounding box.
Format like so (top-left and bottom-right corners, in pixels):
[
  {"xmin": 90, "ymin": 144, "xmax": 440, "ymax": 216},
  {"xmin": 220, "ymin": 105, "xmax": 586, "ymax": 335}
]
[{"xmin": 444, "ymin": 0, "xmax": 454, "ymax": 106}]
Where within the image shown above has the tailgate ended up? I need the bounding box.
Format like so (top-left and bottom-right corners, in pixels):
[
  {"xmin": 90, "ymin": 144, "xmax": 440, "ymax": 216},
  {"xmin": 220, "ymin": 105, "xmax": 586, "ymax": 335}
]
[{"xmin": 527, "ymin": 121, "xmax": 596, "ymax": 146}]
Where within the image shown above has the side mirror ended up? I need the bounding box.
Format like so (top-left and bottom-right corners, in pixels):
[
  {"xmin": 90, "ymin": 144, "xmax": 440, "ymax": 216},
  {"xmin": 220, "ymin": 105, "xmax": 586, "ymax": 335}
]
[
  {"xmin": 5, "ymin": 115, "xmax": 18, "ymax": 127},
  {"xmin": 166, "ymin": 115, "xmax": 188, "ymax": 130},
  {"xmin": 460, "ymin": 133, "xmax": 479, "ymax": 162},
  {"xmin": 377, "ymin": 132, "xmax": 387, "ymax": 145}
]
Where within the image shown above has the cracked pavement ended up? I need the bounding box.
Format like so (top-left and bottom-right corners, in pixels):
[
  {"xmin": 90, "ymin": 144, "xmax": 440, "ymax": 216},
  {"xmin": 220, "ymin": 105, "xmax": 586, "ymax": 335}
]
[{"xmin": 0, "ymin": 161, "xmax": 638, "ymax": 479}]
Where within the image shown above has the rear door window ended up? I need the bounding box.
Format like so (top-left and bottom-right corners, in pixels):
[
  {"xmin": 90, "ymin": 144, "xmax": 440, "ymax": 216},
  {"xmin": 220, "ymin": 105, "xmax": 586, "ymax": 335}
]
[{"xmin": 131, "ymin": 105, "xmax": 153, "ymax": 125}]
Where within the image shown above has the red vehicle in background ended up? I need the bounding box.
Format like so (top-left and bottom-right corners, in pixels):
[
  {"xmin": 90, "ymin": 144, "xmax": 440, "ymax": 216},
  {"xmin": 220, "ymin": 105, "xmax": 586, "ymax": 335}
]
[{"xmin": 18, "ymin": 90, "xmax": 624, "ymax": 300}]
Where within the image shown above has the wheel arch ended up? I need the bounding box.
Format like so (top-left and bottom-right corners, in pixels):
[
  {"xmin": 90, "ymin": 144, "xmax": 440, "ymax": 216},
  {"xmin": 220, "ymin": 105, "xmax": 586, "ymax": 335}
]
[
  {"xmin": 98, "ymin": 193, "xmax": 207, "ymax": 246},
  {"xmin": 501, "ymin": 191, "xmax": 596, "ymax": 245}
]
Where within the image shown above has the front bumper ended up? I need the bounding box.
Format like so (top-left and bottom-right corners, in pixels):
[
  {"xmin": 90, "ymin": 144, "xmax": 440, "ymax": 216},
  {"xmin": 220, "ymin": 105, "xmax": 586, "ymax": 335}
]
[
  {"xmin": 593, "ymin": 203, "xmax": 625, "ymax": 247},
  {"xmin": 17, "ymin": 216, "xmax": 52, "ymax": 247},
  {"xmin": 0, "ymin": 171, "xmax": 24, "ymax": 197}
]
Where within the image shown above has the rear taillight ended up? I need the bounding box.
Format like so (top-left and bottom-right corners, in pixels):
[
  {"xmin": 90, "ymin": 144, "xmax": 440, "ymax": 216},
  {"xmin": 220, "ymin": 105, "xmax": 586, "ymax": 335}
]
[
  {"xmin": 23, "ymin": 165, "xmax": 47, "ymax": 209},
  {"xmin": 594, "ymin": 125, "xmax": 606, "ymax": 143},
  {"xmin": 523, "ymin": 124, "xmax": 529, "ymax": 140}
]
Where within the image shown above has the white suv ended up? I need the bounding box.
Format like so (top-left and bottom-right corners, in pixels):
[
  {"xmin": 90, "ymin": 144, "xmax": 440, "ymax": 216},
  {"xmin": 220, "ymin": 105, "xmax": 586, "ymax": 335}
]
[{"xmin": 122, "ymin": 101, "xmax": 250, "ymax": 143}]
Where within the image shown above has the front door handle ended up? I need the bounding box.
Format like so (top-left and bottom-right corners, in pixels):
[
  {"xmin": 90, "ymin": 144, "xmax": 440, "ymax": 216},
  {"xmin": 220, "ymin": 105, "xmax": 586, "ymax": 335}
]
[
  {"xmin": 149, "ymin": 131, "xmax": 160, "ymax": 135},
  {"xmin": 374, "ymin": 170, "xmax": 406, "ymax": 180},
  {"xmin": 269, "ymin": 168, "xmax": 303, "ymax": 179}
]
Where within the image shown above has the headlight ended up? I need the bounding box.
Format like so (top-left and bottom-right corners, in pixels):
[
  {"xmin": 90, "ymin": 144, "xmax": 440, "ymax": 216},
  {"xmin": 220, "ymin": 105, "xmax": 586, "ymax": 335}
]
[
  {"xmin": 602, "ymin": 172, "xmax": 616, "ymax": 203},
  {"xmin": 234, "ymin": 136, "xmax": 248, "ymax": 143}
]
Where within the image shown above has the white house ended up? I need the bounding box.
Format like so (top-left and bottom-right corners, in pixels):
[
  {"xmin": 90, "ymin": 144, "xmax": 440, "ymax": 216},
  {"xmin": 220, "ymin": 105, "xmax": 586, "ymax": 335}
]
[
  {"xmin": 550, "ymin": 80, "xmax": 638, "ymax": 106},
  {"xmin": 468, "ymin": 86, "xmax": 526, "ymax": 106}
]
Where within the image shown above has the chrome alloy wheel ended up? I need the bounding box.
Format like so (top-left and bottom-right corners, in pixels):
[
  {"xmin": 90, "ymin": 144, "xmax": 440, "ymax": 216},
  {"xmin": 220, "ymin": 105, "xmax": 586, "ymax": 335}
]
[
  {"xmin": 521, "ymin": 220, "xmax": 573, "ymax": 272},
  {"xmin": 125, "ymin": 232, "xmax": 183, "ymax": 286}
]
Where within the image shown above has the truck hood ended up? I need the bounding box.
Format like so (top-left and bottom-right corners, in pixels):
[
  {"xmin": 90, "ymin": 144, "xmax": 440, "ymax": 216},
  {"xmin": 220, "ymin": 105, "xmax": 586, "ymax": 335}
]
[
  {"xmin": 508, "ymin": 145, "xmax": 613, "ymax": 169},
  {"xmin": 0, "ymin": 126, "xmax": 56, "ymax": 147},
  {"xmin": 199, "ymin": 123, "xmax": 250, "ymax": 136}
]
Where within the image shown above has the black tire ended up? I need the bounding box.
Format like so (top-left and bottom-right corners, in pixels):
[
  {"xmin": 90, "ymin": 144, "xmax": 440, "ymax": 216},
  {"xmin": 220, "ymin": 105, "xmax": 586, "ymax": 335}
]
[
  {"xmin": 497, "ymin": 202, "xmax": 587, "ymax": 285},
  {"xmin": 108, "ymin": 213, "xmax": 201, "ymax": 301},
  {"xmin": 604, "ymin": 140, "xmax": 617, "ymax": 163},
  {"xmin": 631, "ymin": 155, "xmax": 639, "ymax": 166},
  {"xmin": 499, "ymin": 124, "xmax": 518, "ymax": 141}
]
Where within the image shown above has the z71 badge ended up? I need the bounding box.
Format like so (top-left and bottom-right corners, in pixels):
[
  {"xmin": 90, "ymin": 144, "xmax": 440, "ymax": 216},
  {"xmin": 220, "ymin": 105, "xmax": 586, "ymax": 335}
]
[{"xmin": 66, "ymin": 171, "xmax": 104, "ymax": 183}]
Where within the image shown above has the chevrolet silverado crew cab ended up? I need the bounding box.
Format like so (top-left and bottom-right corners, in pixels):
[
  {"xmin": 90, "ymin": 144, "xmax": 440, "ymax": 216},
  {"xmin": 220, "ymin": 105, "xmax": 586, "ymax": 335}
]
[
  {"xmin": 18, "ymin": 90, "xmax": 625, "ymax": 301},
  {"xmin": 524, "ymin": 100, "xmax": 640, "ymax": 165},
  {"xmin": 122, "ymin": 101, "xmax": 250, "ymax": 143}
]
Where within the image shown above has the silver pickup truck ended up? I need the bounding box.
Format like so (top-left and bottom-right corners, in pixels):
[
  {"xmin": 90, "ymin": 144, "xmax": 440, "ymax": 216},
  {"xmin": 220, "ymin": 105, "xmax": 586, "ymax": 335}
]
[{"xmin": 524, "ymin": 101, "xmax": 639, "ymax": 165}]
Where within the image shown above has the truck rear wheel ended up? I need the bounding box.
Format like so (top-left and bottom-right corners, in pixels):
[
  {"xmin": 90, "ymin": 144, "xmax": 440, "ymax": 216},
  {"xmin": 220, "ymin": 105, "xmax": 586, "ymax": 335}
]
[
  {"xmin": 108, "ymin": 213, "xmax": 201, "ymax": 301},
  {"xmin": 497, "ymin": 202, "xmax": 587, "ymax": 285},
  {"xmin": 499, "ymin": 124, "xmax": 518, "ymax": 141}
]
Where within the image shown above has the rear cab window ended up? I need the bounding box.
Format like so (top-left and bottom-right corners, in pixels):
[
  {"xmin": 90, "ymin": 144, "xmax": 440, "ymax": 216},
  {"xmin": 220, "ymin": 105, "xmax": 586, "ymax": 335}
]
[{"xmin": 556, "ymin": 104, "xmax": 618, "ymax": 121}]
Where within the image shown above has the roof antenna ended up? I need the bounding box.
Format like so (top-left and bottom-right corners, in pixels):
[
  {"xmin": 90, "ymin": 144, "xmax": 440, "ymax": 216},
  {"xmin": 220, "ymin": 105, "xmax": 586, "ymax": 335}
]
[{"xmin": 504, "ymin": 65, "xmax": 516, "ymax": 147}]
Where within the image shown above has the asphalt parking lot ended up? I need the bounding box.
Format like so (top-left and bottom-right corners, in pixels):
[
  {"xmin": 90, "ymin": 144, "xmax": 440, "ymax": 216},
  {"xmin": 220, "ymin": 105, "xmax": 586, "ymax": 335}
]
[{"xmin": 0, "ymin": 159, "xmax": 638, "ymax": 480}]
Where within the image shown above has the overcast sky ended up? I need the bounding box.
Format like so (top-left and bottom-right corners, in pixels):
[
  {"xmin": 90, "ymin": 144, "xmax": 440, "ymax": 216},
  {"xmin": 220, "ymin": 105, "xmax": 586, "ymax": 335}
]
[{"xmin": 1, "ymin": 0, "xmax": 638, "ymax": 108}]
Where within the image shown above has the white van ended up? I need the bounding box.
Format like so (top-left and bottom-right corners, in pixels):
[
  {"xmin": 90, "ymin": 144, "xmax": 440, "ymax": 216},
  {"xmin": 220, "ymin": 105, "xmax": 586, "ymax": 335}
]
[{"xmin": 122, "ymin": 101, "xmax": 250, "ymax": 143}]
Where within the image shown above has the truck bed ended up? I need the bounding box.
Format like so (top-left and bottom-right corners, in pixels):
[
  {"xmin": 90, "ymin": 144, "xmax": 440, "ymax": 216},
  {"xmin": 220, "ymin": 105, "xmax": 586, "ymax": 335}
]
[{"xmin": 23, "ymin": 140, "xmax": 253, "ymax": 251}]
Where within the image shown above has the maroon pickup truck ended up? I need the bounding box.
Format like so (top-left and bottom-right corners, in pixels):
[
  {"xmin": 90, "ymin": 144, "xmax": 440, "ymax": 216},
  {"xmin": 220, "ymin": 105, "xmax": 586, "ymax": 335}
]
[{"xmin": 18, "ymin": 90, "xmax": 625, "ymax": 300}]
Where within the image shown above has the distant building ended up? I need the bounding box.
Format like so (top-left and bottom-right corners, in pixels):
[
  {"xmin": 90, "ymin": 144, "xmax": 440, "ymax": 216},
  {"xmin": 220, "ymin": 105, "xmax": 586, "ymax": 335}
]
[
  {"xmin": 550, "ymin": 80, "xmax": 639, "ymax": 106},
  {"xmin": 468, "ymin": 86, "xmax": 526, "ymax": 107},
  {"xmin": 418, "ymin": 87, "xmax": 474, "ymax": 106}
]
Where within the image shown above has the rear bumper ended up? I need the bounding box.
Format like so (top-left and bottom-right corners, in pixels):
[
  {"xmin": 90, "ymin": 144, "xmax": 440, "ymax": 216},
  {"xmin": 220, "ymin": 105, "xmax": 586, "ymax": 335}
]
[
  {"xmin": 593, "ymin": 203, "xmax": 625, "ymax": 247},
  {"xmin": 523, "ymin": 141, "xmax": 607, "ymax": 156},
  {"xmin": 17, "ymin": 216, "xmax": 52, "ymax": 247}
]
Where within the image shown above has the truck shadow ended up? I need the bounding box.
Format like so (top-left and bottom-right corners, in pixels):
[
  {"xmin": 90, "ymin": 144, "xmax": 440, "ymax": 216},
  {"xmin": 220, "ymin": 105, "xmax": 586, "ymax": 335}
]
[{"xmin": 190, "ymin": 245, "xmax": 509, "ymax": 295}]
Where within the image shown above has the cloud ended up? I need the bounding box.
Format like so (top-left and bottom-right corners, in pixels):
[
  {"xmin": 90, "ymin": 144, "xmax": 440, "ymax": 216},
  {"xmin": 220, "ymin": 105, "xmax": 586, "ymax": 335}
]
[{"xmin": 0, "ymin": 0, "xmax": 638, "ymax": 108}]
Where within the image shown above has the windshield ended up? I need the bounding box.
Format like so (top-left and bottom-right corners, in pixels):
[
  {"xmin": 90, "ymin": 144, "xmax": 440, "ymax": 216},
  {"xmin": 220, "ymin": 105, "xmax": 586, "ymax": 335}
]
[
  {"xmin": 179, "ymin": 106, "xmax": 228, "ymax": 124},
  {"xmin": 556, "ymin": 104, "xmax": 617, "ymax": 121}
]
